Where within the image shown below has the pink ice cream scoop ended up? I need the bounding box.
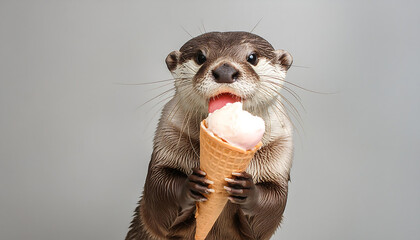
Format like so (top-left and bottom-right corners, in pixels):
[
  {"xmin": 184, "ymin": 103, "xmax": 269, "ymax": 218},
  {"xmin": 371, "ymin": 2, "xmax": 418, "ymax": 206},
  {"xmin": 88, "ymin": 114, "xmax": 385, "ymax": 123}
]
[{"xmin": 206, "ymin": 100, "xmax": 265, "ymax": 151}]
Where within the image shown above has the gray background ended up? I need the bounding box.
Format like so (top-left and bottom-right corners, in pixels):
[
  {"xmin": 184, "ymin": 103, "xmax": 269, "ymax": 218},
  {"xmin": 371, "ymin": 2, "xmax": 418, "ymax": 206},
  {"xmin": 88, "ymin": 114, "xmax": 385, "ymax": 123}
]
[{"xmin": 1, "ymin": 0, "xmax": 419, "ymax": 239}]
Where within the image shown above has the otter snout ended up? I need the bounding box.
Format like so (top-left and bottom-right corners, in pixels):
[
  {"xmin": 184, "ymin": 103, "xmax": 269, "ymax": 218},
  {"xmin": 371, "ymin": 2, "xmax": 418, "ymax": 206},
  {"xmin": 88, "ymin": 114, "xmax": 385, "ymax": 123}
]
[{"xmin": 212, "ymin": 63, "xmax": 239, "ymax": 84}]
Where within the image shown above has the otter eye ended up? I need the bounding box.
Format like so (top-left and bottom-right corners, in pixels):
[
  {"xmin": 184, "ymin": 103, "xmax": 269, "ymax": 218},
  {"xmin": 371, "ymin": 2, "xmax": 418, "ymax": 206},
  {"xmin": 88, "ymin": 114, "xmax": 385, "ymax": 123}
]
[
  {"xmin": 196, "ymin": 52, "xmax": 207, "ymax": 65},
  {"xmin": 247, "ymin": 53, "xmax": 258, "ymax": 65}
]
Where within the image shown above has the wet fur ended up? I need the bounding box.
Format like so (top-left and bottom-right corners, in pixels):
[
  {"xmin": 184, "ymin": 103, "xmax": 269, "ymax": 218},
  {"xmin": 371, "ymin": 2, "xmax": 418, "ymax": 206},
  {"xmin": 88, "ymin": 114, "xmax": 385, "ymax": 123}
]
[{"xmin": 127, "ymin": 32, "xmax": 294, "ymax": 240}]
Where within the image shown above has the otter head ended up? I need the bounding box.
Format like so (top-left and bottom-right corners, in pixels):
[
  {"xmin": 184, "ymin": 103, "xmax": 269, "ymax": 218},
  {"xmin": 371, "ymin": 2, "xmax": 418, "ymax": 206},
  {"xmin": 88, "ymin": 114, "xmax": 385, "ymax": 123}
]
[{"xmin": 165, "ymin": 31, "xmax": 292, "ymax": 115}]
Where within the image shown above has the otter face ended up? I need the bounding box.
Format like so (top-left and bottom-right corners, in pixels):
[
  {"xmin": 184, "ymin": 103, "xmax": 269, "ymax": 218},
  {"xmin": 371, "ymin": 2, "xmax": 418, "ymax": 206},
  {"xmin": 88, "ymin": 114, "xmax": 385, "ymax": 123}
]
[{"xmin": 166, "ymin": 31, "xmax": 292, "ymax": 114}]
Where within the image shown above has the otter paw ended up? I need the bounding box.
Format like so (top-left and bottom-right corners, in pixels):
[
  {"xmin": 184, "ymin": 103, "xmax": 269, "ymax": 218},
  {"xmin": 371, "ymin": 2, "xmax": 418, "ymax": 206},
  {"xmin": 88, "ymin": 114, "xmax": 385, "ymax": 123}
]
[
  {"xmin": 224, "ymin": 172, "xmax": 259, "ymax": 210},
  {"xmin": 186, "ymin": 168, "xmax": 214, "ymax": 202}
]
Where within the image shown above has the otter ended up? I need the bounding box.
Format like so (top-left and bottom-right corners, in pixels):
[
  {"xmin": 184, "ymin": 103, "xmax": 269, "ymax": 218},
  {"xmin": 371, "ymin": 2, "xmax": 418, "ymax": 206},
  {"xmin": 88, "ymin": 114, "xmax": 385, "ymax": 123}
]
[{"xmin": 126, "ymin": 31, "xmax": 294, "ymax": 240}]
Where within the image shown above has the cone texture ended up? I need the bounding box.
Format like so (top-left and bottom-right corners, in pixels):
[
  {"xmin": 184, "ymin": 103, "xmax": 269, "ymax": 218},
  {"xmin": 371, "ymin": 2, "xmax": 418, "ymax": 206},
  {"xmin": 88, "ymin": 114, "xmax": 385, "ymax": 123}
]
[{"xmin": 195, "ymin": 120, "xmax": 262, "ymax": 240}]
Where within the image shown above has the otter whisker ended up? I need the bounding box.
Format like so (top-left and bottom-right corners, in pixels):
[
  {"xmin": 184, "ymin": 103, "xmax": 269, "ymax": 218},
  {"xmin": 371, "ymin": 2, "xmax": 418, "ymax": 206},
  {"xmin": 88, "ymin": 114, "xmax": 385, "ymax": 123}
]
[
  {"xmin": 114, "ymin": 77, "xmax": 193, "ymax": 86},
  {"xmin": 177, "ymin": 101, "xmax": 191, "ymax": 147},
  {"xmin": 137, "ymin": 80, "xmax": 193, "ymax": 110},
  {"xmin": 139, "ymin": 82, "xmax": 196, "ymax": 132},
  {"xmin": 140, "ymin": 90, "xmax": 195, "ymax": 133},
  {"xmin": 166, "ymin": 96, "xmax": 182, "ymax": 124},
  {"xmin": 262, "ymin": 82, "xmax": 304, "ymax": 121},
  {"xmin": 166, "ymin": 83, "xmax": 198, "ymax": 125},
  {"xmin": 261, "ymin": 77, "xmax": 303, "ymax": 103},
  {"xmin": 165, "ymin": 87, "xmax": 193, "ymax": 125},
  {"xmin": 151, "ymin": 78, "xmax": 191, "ymax": 92},
  {"xmin": 265, "ymin": 80, "xmax": 306, "ymax": 113},
  {"xmin": 277, "ymin": 86, "xmax": 304, "ymax": 114},
  {"xmin": 143, "ymin": 94, "xmax": 174, "ymax": 116},
  {"xmin": 257, "ymin": 86, "xmax": 292, "ymax": 125},
  {"xmin": 134, "ymin": 79, "xmax": 193, "ymax": 109},
  {"xmin": 263, "ymin": 88, "xmax": 296, "ymax": 136},
  {"xmin": 187, "ymin": 103, "xmax": 200, "ymax": 159},
  {"xmin": 270, "ymin": 96, "xmax": 301, "ymax": 134},
  {"xmin": 177, "ymin": 86, "xmax": 201, "ymax": 149},
  {"xmin": 263, "ymin": 83, "xmax": 304, "ymax": 126},
  {"xmin": 270, "ymin": 97, "xmax": 304, "ymax": 140},
  {"xmin": 258, "ymin": 84, "xmax": 303, "ymax": 131},
  {"xmin": 259, "ymin": 54, "xmax": 279, "ymax": 68},
  {"xmin": 285, "ymin": 64, "xmax": 310, "ymax": 69},
  {"xmin": 137, "ymin": 87, "xmax": 176, "ymax": 109},
  {"xmin": 260, "ymin": 74, "xmax": 332, "ymax": 94},
  {"xmin": 147, "ymin": 80, "xmax": 178, "ymax": 91},
  {"xmin": 180, "ymin": 25, "xmax": 193, "ymax": 38},
  {"xmin": 142, "ymin": 102, "xmax": 167, "ymax": 133},
  {"xmin": 250, "ymin": 17, "xmax": 264, "ymax": 33},
  {"xmin": 201, "ymin": 20, "xmax": 207, "ymax": 33},
  {"xmin": 258, "ymin": 86, "xmax": 300, "ymax": 136},
  {"xmin": 263, "ymin": 99, "xmax": 272, "ymax": 142},
  {"xmin": 257, "ymin": 54, "xmax": 307, "ymax": 70},
  {"xmin": 142, "ymin": 88, "xmax": 190, "ymax": 130},
  {"xmin": 257, "ymin": 54, "xmax": 310, "ymax": 69},
  {"xmin": 272, "ymin": 96, "xmax": 304, "ymax": 133}
]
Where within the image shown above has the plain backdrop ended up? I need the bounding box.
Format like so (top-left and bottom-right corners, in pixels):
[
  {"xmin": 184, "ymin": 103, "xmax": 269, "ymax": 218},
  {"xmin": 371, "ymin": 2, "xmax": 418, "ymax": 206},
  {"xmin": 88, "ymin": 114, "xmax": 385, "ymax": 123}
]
[{"xmin": 1, "ymin": 0, "xmax": 419, "ymax": 239}]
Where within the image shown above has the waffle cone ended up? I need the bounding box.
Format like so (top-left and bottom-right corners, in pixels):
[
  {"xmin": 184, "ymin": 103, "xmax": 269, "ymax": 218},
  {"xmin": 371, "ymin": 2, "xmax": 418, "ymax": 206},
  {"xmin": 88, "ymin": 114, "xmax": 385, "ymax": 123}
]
[{"xmin": 195, "ymin": 120, "xmax": 262, "ymax": 240}]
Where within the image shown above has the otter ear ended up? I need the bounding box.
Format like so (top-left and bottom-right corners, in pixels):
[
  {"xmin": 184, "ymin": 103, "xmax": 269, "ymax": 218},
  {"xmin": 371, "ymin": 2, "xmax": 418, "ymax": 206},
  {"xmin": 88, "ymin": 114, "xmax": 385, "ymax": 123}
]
[
  {"xmin": 274, "ymin": 49, "xmax": 293, "ymax": 71},
  {"xmin": 165, "ymin": 50, "xmax": 181, "ymax": 72}
]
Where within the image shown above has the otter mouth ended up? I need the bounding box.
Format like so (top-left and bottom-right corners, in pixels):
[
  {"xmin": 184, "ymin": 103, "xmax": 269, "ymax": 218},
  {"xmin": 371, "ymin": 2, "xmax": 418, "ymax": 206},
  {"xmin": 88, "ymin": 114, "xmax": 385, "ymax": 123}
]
[{"xmin": 208, "ymin": 93, "xmax": 242, "ymax": 113}]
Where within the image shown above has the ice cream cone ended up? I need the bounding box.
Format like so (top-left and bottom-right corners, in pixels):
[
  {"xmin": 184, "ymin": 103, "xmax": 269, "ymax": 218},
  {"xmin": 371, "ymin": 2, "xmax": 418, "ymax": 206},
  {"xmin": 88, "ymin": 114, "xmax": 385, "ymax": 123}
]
[{"xmin": 195, "ymin": 120, "xmax": 262, "ymax": 240}]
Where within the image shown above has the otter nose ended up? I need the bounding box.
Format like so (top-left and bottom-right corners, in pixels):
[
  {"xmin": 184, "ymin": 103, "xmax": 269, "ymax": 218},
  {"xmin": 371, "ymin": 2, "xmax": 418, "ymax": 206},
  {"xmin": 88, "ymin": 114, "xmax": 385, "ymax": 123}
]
[{"xmin": 212, "ymin": 63, "xmax": 239, "ymax": 84}]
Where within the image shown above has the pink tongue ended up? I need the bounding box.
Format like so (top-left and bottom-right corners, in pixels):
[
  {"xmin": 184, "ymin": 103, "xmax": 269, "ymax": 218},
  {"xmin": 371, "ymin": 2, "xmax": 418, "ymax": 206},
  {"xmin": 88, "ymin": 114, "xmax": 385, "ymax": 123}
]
[{"xmin": 208, "ymin": 93, "xmax": 241, "ymax": 113}]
